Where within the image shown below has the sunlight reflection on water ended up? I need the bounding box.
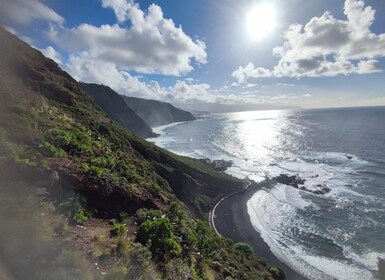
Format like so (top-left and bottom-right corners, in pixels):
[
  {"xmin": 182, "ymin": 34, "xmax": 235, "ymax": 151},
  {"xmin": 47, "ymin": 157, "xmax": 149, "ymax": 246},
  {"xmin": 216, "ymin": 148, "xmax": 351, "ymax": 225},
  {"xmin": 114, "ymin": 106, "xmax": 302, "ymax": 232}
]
[{"xmin": 225, "ymin": 110, "xmax": 290, "ymax": 165}]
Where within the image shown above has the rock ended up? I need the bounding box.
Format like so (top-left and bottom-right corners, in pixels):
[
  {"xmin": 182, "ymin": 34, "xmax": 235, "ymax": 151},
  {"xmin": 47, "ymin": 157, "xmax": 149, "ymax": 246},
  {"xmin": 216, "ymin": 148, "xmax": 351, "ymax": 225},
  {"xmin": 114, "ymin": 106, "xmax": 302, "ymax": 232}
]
[
  {"xmin": 275, "ymin": 174, "xmax": 306, "ymax": 188},
  {"xmin": 199, "ymin": 159, "xmax": 233, "ymax": 172},
  {"xmin": 274, "ymin": 174, "xmax": 331, "ymax": 195}
]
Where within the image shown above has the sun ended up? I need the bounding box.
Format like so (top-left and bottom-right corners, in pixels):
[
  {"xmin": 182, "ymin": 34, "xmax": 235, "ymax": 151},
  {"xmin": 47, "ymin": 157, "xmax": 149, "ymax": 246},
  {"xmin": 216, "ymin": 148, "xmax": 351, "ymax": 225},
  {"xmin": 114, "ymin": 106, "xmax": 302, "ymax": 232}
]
[{"xmin": 246, "ymin": 3, "xmax": 276, "ymax": 41}]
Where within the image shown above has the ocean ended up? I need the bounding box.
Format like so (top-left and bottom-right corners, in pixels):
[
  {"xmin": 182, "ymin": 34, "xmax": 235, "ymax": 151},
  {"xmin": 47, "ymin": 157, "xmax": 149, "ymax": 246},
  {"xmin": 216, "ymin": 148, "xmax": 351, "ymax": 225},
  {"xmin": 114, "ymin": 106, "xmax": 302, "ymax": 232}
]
[{"xmin": 149, "ymin": 106, "xmax": 385, "ymax": 280}]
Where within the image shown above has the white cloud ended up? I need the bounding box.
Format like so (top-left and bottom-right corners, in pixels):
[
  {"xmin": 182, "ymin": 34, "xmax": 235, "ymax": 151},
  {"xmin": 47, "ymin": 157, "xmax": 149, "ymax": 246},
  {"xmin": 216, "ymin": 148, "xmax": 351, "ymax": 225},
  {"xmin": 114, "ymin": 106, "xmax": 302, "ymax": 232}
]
[
  {"xmin": 232, "ymin": 63, "xmax": 272, "ymax": 83},
  {"xmin": 101, "ymin": 0, "xmax": 135, "ymax": 23},
  {"xmin": 232, "ymin": 0, "xmax": 385, "ymax": 82},
  {"xmin": 184, "ymin": 77, "xmax": 195, "ymax": 84},
  {"xmin": 49, "ymin": 1, "xmax": 207, "ymax": 76},
  {"xmin": 245, "ymin": 83, "xmax": 258, "ymax": 88},
  {"xmin": 39, "ymin": 46, "xmax": 62, "ymax": 64},
  {"xmin": 65, "ymin": 54, "xmax": 167, "ymax": 100},
  {"xmin": 0, "ymin": 0, "xmax": 64, "ymax": 25},
  {"xmin": 171, "ymin": 81, "xmax": 213, "ymax": 103}
]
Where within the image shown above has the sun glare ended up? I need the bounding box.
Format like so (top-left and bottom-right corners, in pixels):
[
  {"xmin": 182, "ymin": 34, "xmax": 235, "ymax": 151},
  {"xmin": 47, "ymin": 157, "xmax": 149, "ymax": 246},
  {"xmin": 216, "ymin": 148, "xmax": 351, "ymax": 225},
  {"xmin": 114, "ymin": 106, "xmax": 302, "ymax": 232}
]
[{"xmin": 247, "ymin": 3, "xmax": 276, "ymax": 41}]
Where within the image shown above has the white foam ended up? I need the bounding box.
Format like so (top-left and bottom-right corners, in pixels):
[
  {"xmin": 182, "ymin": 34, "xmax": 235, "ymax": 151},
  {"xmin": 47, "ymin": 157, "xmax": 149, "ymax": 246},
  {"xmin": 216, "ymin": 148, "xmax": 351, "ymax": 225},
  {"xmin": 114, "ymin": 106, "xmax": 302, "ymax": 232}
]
[
  {"xmin": 247, "ymin": 189, "xmax": 380, "ymax": 280},
  {"xmin": 151, "ymin": 121, "xmax": 193, "ymax": 135},
  {"xmin": 247, "ymin": 189, "xmax": 332, "ymax": 279},
  {"xmin": 296, "ymin": 250, "xmax": 376, "ymax": 280}
]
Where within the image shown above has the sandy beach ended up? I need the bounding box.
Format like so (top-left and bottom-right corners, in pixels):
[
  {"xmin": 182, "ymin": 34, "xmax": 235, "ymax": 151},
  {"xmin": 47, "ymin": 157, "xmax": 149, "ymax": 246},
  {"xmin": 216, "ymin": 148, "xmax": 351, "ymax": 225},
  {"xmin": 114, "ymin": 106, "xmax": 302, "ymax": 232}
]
[{"xmin": 212, "ymin": 182, "xmax": 307, "ymax": 280}]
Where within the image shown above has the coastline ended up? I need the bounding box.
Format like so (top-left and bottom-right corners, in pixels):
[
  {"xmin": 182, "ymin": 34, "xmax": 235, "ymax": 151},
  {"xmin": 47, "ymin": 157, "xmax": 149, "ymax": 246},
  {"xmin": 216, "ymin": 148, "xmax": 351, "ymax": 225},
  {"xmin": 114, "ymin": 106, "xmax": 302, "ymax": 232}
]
[{"xmin": 212, "ymin": 181, "xmax": 307, "ymax": 280}]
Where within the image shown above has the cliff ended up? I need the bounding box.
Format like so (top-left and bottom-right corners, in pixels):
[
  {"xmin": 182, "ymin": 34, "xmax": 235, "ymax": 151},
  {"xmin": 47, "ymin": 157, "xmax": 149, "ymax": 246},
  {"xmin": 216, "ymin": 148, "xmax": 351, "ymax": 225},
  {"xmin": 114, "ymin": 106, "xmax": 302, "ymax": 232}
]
[
  {"xmin": 122, "ymin": 96, "xmax": 196, "ymax": 127},
  {"xmin": 0, "ymin": 27, "xmax": 280, "ymax": 280},
  {"xmin": 80, "ymin": 83, "xmax": 156, "ymax": 138}
]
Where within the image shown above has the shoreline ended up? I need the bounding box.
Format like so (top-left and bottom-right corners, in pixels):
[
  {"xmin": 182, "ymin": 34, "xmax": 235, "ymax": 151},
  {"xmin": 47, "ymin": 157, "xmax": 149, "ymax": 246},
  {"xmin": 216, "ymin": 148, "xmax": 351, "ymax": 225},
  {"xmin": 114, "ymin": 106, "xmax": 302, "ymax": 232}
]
[{"xmin": 211, "ymin": 180, "xmax": 307, "ymax": 280}]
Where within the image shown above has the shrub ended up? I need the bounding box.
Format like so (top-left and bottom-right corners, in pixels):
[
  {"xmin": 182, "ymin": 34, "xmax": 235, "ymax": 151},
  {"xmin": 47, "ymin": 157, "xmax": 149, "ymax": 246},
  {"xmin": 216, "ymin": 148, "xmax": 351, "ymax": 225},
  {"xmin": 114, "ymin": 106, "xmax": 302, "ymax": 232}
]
[
  {"xmin": 111, "ymin": 223, "xmax": 127, "ymax": 237},
  {"xmin": 118, "ymin": 211, "xmax": 129, "ymax": 222},
  {"xmin": 234, "ymin": 242, "xmax": 254, "ymax": 256},
  {"xmin": 72, "ymin": 207, "xmax": 89, "ymax": 224},
  {"xmin": 268, "ymin": 265, "xmax": 286, "ymax": 280},
  {"xmin": 115, "ymin": 238, "xmax": 130, "ymax": 257},
  {"xmin": 137, "ymin": 216, "xmax": 181, "ymax": 258}
]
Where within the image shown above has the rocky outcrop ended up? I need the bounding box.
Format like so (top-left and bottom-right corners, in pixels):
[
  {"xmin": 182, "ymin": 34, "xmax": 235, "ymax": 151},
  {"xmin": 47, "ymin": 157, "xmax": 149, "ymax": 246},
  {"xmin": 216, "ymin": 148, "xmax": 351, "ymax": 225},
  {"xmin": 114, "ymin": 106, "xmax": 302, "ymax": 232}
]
[
  {"xmin": 274, "ymin": 174, "xmax": 331, "ymax": 195},
  {"xmin": 122, "ymin": 96, "xmax": 196, "ymax": 127},
  {"xmin": 80, "ymin": 83, "xmax": 156, "ymax": 138},
  {"xmin": 199, "ymin": 159, "xmax": 233, "ymax": 172}
]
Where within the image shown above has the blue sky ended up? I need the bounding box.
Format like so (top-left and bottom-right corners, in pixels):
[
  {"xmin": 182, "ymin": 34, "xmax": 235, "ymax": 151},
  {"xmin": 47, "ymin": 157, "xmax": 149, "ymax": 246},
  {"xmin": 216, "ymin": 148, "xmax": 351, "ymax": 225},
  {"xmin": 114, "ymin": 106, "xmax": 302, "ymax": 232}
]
[{"xmin": 1, "ymin": 0, "xmax": 385, "ymax": 112}]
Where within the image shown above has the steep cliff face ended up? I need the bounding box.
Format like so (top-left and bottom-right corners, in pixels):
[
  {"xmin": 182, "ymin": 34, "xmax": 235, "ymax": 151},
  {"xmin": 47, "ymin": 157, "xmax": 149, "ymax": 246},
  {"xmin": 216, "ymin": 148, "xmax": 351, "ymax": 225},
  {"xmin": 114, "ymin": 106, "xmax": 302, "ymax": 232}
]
[
  {"xmin": 0, "ymin": 27, "xmax": 241, "ymax": 216},
  {"xmin": 0, "ymin": 28, "xmax": 279, "ymax": 280},
  {"xmin": 80, "ymin": 83, "xmax": 156, "ymax": 138},
  {"xmin": 122, "ymin": 96, "xmax": 196, "ymax": 127}
]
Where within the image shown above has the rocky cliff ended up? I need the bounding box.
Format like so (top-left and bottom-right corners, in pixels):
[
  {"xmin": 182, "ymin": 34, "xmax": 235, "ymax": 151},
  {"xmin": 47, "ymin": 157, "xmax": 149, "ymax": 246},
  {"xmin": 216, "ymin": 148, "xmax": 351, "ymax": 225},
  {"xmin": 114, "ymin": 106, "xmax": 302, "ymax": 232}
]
[
  {"xmin": 0, "ymin": 27, "xmax": 280, "ymax": 280},
  {"xmin": 122, "ymin": 96, "xmax": 196, "ymax": 127},
  {"xmin": 80, "ymin": 83, "xmax": 156, "ymax": 138}
]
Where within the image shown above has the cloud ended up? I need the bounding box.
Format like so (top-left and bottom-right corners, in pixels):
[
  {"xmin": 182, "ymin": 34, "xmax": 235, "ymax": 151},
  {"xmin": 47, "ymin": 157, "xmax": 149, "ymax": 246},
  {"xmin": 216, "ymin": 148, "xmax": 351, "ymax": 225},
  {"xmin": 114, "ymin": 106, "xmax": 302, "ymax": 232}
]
[
  {"xmin": 101, "ymin": 0, "xmax": 135, "ymax": 23},
  {"xmin": 232, "ymin": 0, "xmax": 385, "ymax": 82},
  {"xmin": 171, "ymin": 80, "xmax": 213, "ymax": 103},
  {"xmin": 65, "ymin": 54, "xmax": 167, "ymax": 99},
  {"xmin": 49, "ymin": 1, "xmax": 207, "ymax": 76},
  {"xmin": 232, "ymin": 63, "xmax": 272, "ymax": 83},
  {"xmin": 0, "ymin": 0, "xmax": 64, "ymax": 26},
  {"xmin": 39, "ymin": 46, "xmax": 62, "ymax": 64}
]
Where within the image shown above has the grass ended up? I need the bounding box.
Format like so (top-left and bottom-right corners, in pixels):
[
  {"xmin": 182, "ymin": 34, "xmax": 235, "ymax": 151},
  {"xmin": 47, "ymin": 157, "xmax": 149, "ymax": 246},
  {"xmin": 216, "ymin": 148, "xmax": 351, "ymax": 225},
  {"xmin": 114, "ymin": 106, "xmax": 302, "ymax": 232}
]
[{"xmin": 0, "ymin": 27, "xmax": 281, "ymax": 280}]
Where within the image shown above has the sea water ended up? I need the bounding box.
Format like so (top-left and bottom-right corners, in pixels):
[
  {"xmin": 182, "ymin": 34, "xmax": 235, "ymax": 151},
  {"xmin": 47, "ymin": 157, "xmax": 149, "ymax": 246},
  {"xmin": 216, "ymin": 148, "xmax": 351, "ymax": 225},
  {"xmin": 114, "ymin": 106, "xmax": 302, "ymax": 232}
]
[{"xmin": 149, "ymin": 107, "xmax": 385, "ymax": 280}]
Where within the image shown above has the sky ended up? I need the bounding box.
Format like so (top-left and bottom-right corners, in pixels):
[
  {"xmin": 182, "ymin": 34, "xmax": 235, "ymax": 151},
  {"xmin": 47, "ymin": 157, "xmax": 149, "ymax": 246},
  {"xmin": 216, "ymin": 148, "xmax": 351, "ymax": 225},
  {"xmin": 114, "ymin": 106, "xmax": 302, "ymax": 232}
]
[{"xmin": 1, "ymin": 0, "xmax": 385, "ymax": 112}]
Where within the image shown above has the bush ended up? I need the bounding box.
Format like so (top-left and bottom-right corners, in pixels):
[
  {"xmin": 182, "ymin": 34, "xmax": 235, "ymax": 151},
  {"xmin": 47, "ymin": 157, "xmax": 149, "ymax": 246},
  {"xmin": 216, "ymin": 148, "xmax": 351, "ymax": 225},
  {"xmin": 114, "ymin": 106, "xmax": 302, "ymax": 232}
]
[
  {"xmin": 72, "ymin": 207, "xmax": 89, "ymax": 224},
  {"xmin": 118, "ymin": 211, "xmax": 129, "ymax": 222},
  {"xmin": 111, "ymin": 223, "xmax": 127, "ymax": 237},
  {"xmin": 115, "ymin": 238, "xmax": 130, "ymax": 257},
  {"xmin": 137, "ymin": 216, "xmax": 181, "ymax": 258},
  {"xmin": 234, "ymin": 242, "xmax": 254, "ymax": 256},
  {"xmin": 268, "ymin": 265, "xmax": 286, "ymax": 280}
]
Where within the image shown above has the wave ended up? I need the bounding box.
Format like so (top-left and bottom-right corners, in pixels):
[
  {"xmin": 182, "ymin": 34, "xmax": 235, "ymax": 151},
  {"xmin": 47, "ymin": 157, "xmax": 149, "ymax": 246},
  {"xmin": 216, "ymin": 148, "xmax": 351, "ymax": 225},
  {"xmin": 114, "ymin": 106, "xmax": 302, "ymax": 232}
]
[
  {"xmin": 151, "ymin": 110, "xmax": 385, "ymax": 280},
  {"xmin": 247, "ymin": 188, "xmax": 381, "ymax": 280}
]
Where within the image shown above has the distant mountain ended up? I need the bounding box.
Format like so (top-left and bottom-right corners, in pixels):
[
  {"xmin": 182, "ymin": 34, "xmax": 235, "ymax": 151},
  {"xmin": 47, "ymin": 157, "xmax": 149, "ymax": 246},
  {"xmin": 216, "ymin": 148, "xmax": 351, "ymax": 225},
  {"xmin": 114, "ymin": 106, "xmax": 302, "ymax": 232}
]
[
  {"xmin": 80, "ymin": 83, "xmax": 156, "ymax": 138},
  {"xmin": 121, "ymin": 96, "xmax": 196, "ymax": 127},
  {"xmin": 0, "ymin": 27, "xmax": 280, "ymax": 280}
]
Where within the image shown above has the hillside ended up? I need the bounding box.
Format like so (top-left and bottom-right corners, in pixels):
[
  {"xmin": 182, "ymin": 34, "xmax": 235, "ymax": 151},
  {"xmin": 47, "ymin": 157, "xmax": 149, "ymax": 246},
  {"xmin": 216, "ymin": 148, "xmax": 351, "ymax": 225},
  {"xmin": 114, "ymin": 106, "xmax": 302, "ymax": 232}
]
[
  {"xmin": 80, "ymin": 83, "xmax": 156, "ymax": 138},
  {"xmin": 0, "ymin": 27, "xmax": 282, "ymax": 280},
  {"xmin": 122, "ymin": 96, "xmax": 196, "ymax": 127}
]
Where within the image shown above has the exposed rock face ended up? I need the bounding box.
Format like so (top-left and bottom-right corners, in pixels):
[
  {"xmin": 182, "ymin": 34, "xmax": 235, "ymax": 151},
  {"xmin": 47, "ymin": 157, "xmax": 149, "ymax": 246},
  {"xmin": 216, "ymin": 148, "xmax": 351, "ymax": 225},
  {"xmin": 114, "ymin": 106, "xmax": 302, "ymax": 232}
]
[
  {"xmin": 80, "ymin": 83, "xmax": 156, "ymax": 138},
  {"xmin": 274, "ymin": 174, "xmax": 331, "ymax": 195},
  {"xmin": 121, "ymin": 96, "xmax": 196, "ymax": 127},
  {"xmin": 199, "ymin": 159, "xmax": 233, "ymax": 172},
  {"xmin": 275, "ymin": 174, "xmax": 306, "ymax": 188}
]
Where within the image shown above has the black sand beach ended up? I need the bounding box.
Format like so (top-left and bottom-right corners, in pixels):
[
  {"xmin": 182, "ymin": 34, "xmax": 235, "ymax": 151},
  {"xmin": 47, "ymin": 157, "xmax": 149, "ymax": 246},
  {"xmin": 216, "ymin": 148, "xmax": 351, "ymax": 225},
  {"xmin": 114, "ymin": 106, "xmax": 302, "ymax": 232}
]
[{"xmin": 213, "ymin": 182, "xmax": 307, "ymax": 280}]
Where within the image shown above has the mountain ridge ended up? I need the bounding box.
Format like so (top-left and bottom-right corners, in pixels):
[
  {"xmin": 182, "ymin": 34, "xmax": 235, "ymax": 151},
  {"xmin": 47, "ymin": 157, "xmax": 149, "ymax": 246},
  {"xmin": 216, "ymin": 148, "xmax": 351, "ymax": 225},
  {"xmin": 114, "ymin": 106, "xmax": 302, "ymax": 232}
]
[
  {"xmin": 0, "ymin": 27, "xmax": 281, "ymax": 280},
  {"xmin": 80, "ymin": 82, "xmax": 156, "ymax": 138},
  {"xmin": 122, "ymin": 95, "xmax": 196, "ymax": 127}
]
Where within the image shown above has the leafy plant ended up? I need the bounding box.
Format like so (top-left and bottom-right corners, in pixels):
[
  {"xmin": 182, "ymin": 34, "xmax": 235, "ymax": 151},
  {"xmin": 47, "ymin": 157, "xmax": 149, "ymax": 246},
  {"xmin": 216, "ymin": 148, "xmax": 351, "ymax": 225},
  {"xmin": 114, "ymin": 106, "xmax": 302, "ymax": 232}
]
[
  {"xmin": 234, "ymin": 242, "xmax": 254, "ymax": 256},
  {"xmin": 111, "ymin": 222, "xmax": 127, "ymax": 237},
  {"xmin": 72, "ymin": 207, "xmax": 90, "ymax": 225}
]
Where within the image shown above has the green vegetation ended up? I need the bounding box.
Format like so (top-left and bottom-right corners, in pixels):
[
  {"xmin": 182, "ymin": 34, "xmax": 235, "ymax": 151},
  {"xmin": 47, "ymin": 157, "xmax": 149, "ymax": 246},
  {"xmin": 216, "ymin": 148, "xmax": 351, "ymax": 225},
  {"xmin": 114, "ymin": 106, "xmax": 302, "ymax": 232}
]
[
  {"xmin": 0, "ymin": 27, "xmax": 281, "ymax": 279},
  {"xmin": 73, "ymin": 207, "xmax": 91, "ymax": 225},
  {"xmin": 111, "ymin": 223, "xmax": 127, "ymax": 237},
  {"xmin": 135, "ymin": 208, "xmax": 272, "ymax": 279},
  {"xmin": 234, "ymin": 242, "xmax": 254, "ymax": 256}
]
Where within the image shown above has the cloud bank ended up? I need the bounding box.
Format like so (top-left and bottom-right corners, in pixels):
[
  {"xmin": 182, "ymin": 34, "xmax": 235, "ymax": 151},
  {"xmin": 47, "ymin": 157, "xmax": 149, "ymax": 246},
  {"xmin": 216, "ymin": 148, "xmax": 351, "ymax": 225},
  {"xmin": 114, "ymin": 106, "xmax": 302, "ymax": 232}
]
[
  {"xmin": 49, "ymin": 1, "xmax": 206, "ymax": 76},
  {"xmin": 0, "ymin": 0, "xmax": 64, "ymax": 26},
  {"xmin": 233, "ymin": 0, "xmax": 385, "ymax": 83}
]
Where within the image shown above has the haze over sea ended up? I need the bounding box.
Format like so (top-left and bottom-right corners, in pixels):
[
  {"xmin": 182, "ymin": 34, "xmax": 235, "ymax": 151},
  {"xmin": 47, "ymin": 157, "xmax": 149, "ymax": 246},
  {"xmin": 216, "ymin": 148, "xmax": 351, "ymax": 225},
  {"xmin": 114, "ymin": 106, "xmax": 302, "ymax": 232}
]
[{"xmin": 150, "ymin": 106, "xmax": 385, "ymax": 280}]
